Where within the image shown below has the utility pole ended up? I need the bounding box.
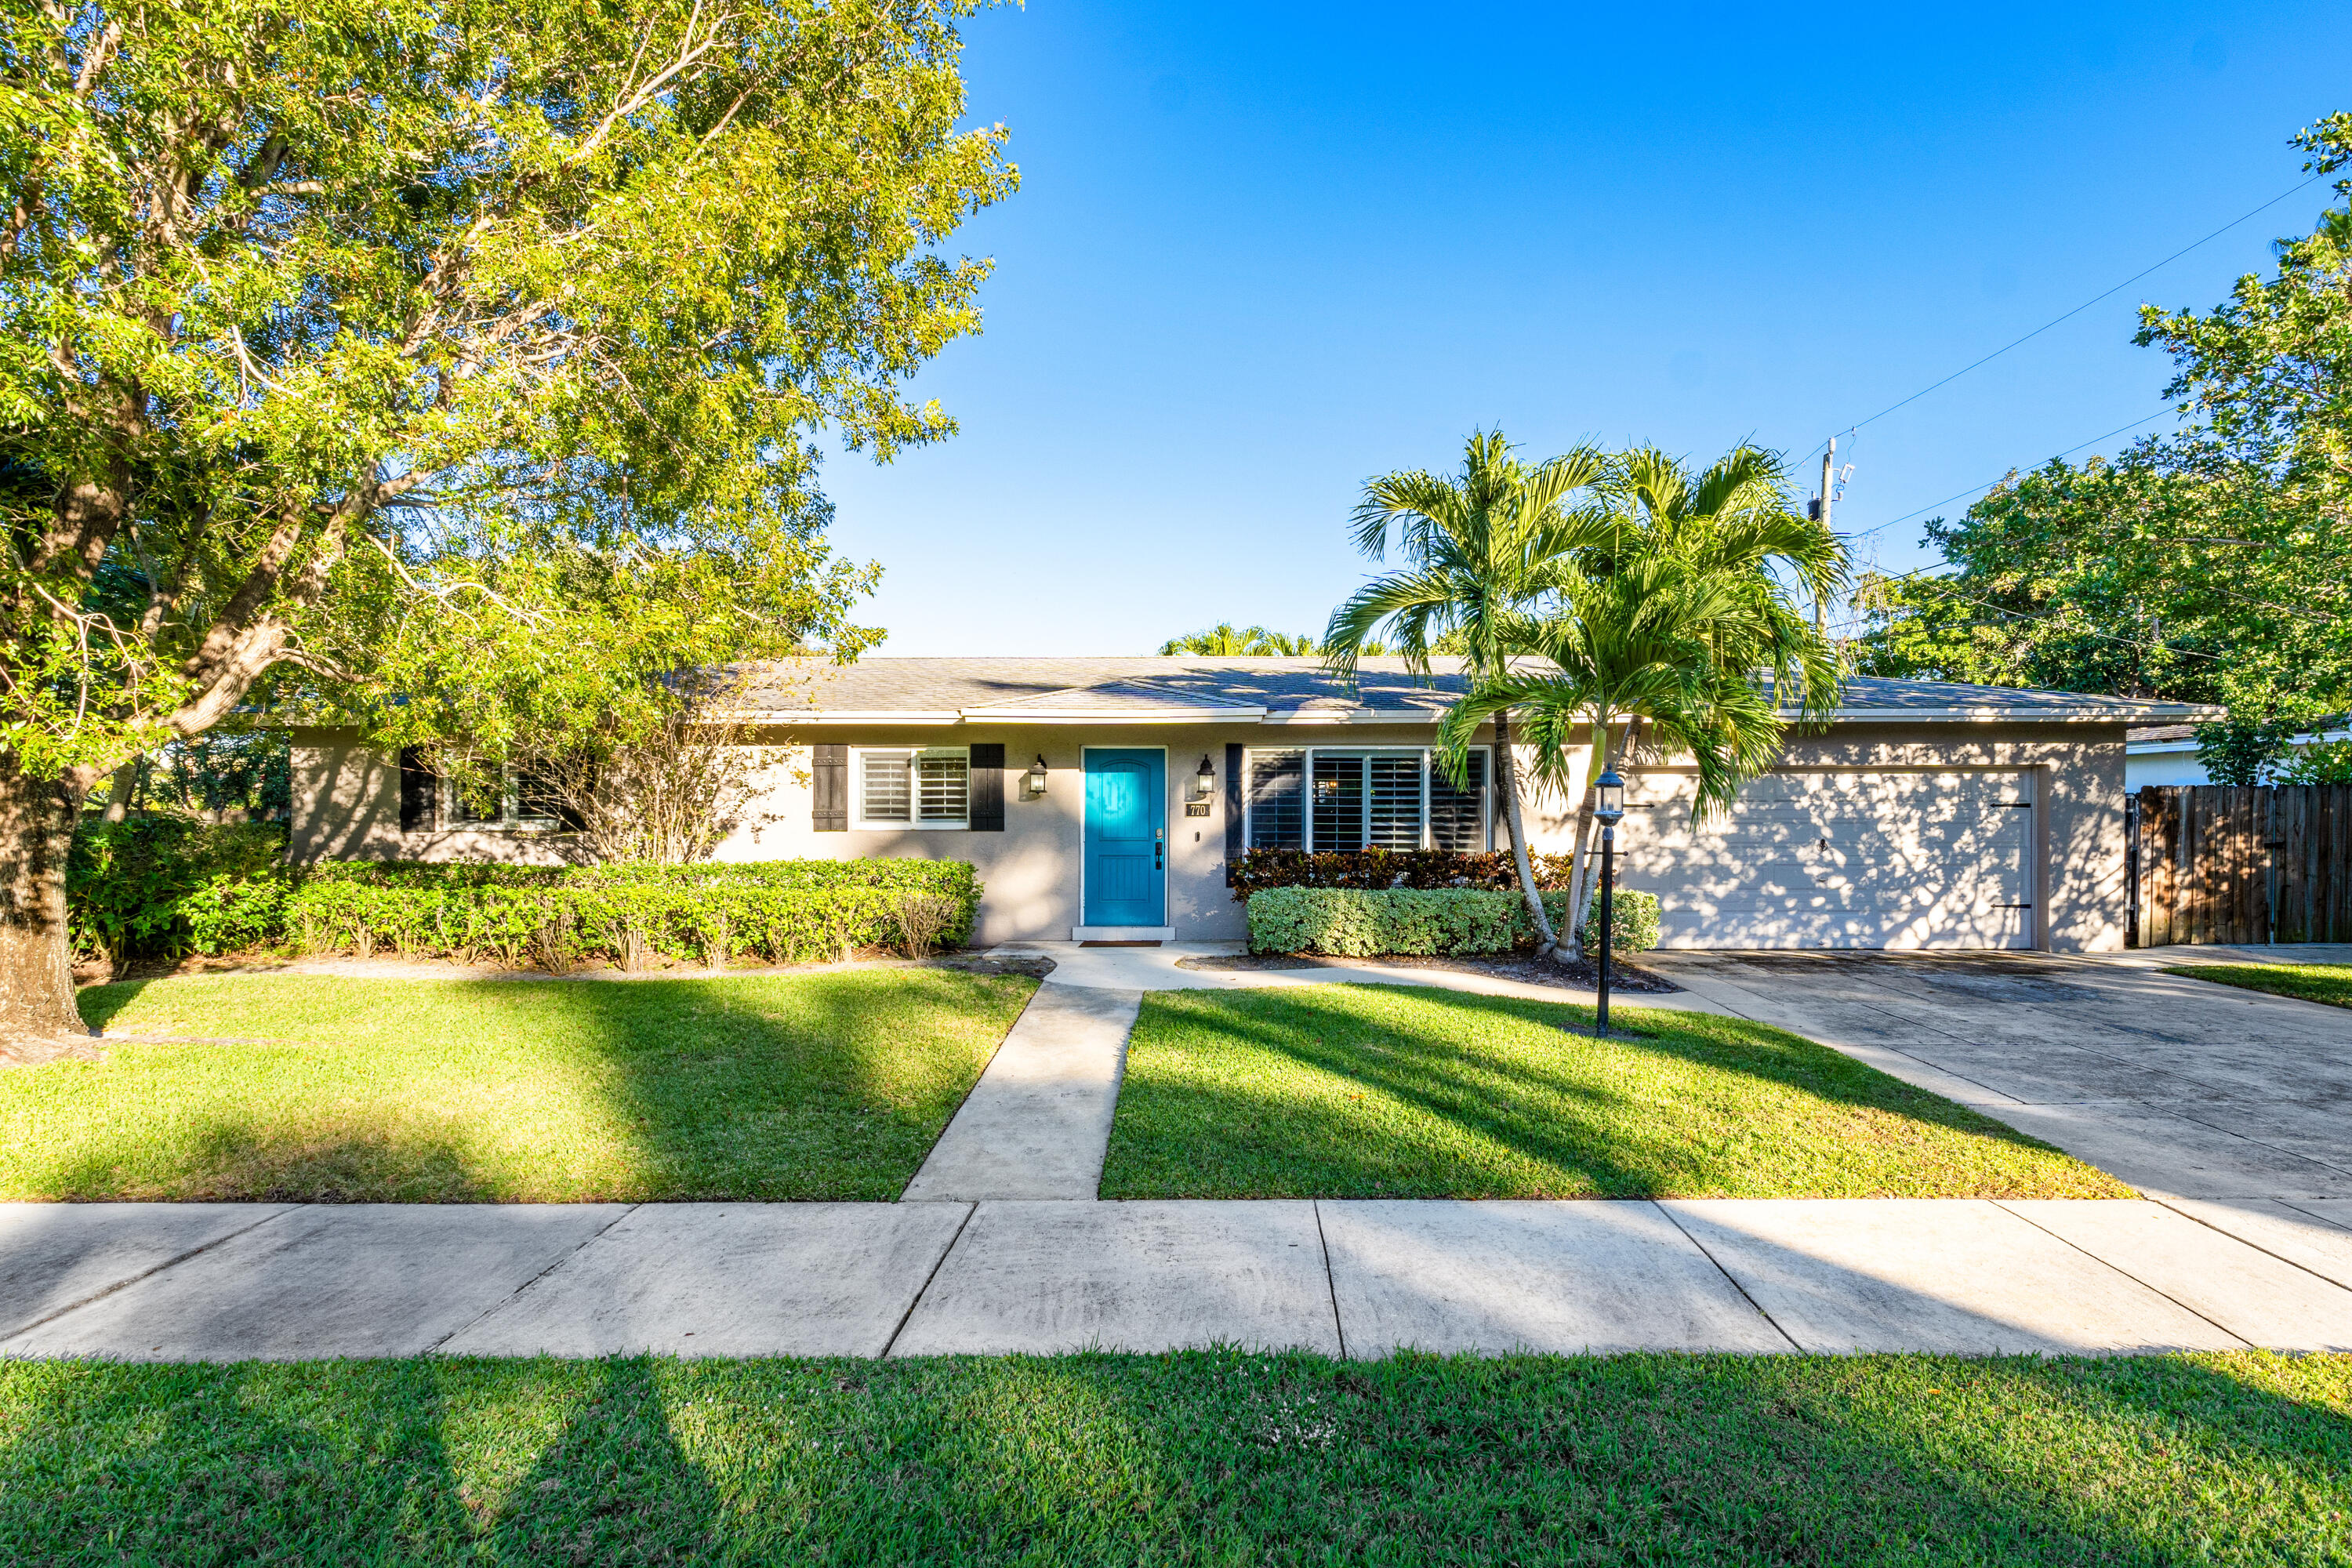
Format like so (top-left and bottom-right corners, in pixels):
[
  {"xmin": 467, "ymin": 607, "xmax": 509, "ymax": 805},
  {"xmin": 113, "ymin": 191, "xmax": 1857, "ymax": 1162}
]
[{"xmin": 1814, "ymin": 435, "xmax": 1835, "ymax": 635}]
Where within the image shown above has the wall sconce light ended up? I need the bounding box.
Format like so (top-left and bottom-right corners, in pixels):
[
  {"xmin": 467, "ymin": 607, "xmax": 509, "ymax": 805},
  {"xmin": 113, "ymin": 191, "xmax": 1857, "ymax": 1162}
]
[
  {"xmin": 1194, "ymin": 754, "xmax": 1216, "ymax": 799},
  {"xmin": 1024, "ymin": 755, "xmax": 1049, "ymax": 797}
]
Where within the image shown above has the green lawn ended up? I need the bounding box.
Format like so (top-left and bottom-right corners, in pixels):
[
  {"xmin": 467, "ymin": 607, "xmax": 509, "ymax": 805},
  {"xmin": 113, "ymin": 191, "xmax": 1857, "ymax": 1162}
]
[
  {"xmin": 2167, "ymin": 962, "xmax": 2352, "ymax": 1011},
  {"xmin": 3, "ymin": 1351, "xmax": 2347, "ymax": 1564},
  {"xmin": 1101, "ymin": 986, "xmax": 2129, "ymax": 1200},
  {"xmin": 11, "ymin": 971, "xmax": 1036, "ymax": 1202}
]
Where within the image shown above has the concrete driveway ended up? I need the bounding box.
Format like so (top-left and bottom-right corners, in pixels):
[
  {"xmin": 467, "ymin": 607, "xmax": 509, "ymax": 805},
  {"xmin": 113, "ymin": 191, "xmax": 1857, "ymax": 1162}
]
[{"xmin": 1648, "ymin": 949, "xmax": 2352, "ymax": 1207}]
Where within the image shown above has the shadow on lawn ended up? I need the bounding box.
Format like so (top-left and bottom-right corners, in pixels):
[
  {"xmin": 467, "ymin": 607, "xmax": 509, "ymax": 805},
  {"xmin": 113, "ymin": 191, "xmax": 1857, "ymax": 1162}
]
[
  {"xmin": 0, "ymin": 1351, "xmax": 2345, "ymax": 1563},
  {"xmin": 42, "ymin": 971, "xmax": 1034, "ymax": 1203},
  {"xmin": 1104, "ymin": 985, "xmax": 2097, "ymax": 1199}
]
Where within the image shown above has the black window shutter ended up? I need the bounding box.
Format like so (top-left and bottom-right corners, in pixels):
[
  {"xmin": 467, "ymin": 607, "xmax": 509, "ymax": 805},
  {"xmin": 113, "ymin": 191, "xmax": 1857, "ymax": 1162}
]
[
  {"xmin": 812, "ymin": 744, "xmax": 848, "ymax": 831},
  {"xmin": 1224, "ymin": 743, "xmax": 1244, "ymax": 859},
  {"xmin": 398, "ymin": 747, "xmax": 438, "ymax": 831},
  {"xmin": 968, "ymin": 743, "xmax": 1005, "ymax": 831}
]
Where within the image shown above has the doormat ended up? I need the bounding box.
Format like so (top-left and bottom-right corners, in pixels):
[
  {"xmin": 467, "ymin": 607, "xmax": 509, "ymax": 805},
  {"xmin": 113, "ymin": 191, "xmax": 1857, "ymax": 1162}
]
[{"xmin": 1080, "ymin": 940, "xmax": 1163, "ymax": 947}]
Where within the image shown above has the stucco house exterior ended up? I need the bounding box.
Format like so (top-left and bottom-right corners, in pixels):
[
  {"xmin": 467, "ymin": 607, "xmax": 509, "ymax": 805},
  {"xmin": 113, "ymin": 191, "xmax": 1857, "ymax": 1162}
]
[{"xmin": 289, "ymin": 657, "xmax": 2218, "ymax": 953}]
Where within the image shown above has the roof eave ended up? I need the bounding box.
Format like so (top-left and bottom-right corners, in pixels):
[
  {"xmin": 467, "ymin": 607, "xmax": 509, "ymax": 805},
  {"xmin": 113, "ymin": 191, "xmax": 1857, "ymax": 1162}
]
[
  {"xmin": 1824, "ymin": 703, "xmax": 2228, "ymax": 723},
  {"xmin": 956, "ymin": 705, "xmax": 1269, "ymax": 724}
]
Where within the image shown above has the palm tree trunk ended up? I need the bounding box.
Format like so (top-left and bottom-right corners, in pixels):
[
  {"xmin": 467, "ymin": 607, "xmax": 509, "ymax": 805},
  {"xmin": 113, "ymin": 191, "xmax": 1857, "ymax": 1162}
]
[
  {"xmin": 1493, "ymin": 709, "xmax": 1563, "ymax": 960},
  {"xmin": 1563, "ymin": 718, "xmax": 1616, "ymax": 960}
]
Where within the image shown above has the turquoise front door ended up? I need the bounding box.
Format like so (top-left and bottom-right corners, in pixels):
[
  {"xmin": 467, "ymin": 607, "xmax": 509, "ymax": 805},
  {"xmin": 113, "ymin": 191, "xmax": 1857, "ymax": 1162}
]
[{"xmin": 1083, "ymin": 750, "xmax": 1165, "ymax": 927}]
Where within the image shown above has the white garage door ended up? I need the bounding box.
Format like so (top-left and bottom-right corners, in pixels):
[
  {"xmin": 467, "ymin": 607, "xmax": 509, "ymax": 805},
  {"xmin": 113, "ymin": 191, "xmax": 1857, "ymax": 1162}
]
[{"xmin": 1618, "ymin": 770, "xmax": 2035, "ymax": 949}]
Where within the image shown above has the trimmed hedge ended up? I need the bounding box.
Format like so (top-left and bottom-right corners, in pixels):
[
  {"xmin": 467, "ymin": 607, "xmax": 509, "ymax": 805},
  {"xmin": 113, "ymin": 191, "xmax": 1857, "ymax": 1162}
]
[
  {"xmin": 285, "ymin": 860, "xmax": 982, "ymax": 969},
  {"xmin": 64, "ymin": 820, "xmax": 983, "ymax": 970},
  {"xmin": 1227, "ymin": 848, "xmax": 1574, "ymax": 901},
  {"xmin": 1247, "ymin": 887, "xmax": 1662, "ymax": 959}
]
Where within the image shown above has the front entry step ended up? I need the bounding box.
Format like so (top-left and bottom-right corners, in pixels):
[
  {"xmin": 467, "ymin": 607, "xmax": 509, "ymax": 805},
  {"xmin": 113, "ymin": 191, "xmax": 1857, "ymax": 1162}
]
[{"xmin": 1072, "ymin": 925, "xmax": 1175, "ymax": 942}]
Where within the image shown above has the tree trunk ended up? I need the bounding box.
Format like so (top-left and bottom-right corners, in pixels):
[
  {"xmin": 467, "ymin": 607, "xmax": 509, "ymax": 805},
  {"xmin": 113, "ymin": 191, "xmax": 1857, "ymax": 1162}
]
[
  {"xmin": 1493, "ymin": 710, "xmax": 1563, "ymax": 960},
  {"xmin": 0, "ymin": 763, "xmax": 89, "ymax": 1042},
  {"xmin": 100, "ymin": 759, "xmax": 139, "ymax": 823}
]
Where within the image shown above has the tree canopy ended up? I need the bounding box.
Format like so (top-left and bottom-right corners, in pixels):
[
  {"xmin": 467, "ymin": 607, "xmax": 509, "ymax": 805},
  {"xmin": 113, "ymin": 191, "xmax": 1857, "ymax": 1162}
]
[{"xmin": 0, "ymin": 0, "xmax": 1014, "ymax": 1033}]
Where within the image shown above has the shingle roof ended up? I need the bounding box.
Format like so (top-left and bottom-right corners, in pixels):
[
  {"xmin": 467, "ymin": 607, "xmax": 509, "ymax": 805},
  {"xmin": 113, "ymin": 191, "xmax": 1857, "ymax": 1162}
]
[{"xmin": 737, "ymin": 657, "xmax": 2222, "ymax": 725}]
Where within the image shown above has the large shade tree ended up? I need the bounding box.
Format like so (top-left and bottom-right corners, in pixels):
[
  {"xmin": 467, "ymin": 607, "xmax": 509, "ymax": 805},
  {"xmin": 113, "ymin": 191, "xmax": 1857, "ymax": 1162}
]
[
  {"xmin": 1323, "ymin": 431, "xmax": 1610, "ymax": 957},
  {"xmin": 1, "ymin": 0, "xmax": 1015, "ymax": 1038}
]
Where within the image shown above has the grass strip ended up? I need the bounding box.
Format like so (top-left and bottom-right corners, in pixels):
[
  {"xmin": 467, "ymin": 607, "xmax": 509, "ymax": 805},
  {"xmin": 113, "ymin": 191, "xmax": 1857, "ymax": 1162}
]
[
  {"xmin": 1102, "ymin": 985, "xmax": 2129, "ymax": 1199},
  {"xmin": 3, "ymin": 970, "xmax": 1036, "ymax": 1202},
  {"xmin": 2, "ymin": 1351, "xmax": 2347, "ymax": 1564},
  {"xmin": 2165, "ymin": 962, "xmax": 2352, "ymax": 1011}
]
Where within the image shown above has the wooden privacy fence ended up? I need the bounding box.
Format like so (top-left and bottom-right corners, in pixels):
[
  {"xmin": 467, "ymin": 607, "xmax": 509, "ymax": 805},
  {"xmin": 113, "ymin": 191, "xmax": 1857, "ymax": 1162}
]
[{"xmin": 2131, "ymin": 784, "xmax": 2352, "ymax": 946}]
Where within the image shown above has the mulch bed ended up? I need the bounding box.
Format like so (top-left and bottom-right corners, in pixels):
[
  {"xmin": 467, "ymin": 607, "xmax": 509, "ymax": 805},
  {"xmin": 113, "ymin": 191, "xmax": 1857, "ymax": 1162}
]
[{"xmin": 1174, "ymin": 951, "xmax": 1682, "ymax": 993}]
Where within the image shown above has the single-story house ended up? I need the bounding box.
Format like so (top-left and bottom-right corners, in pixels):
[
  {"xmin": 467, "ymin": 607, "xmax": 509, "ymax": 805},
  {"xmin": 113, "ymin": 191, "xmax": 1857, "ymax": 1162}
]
[
  {"xmin": 289, "ymin": 657, "xmax": 2219, "ymax": 953},
  {"xmin": 2126, "ymin": 720, "xmax": 2350, "ymax": 789}
]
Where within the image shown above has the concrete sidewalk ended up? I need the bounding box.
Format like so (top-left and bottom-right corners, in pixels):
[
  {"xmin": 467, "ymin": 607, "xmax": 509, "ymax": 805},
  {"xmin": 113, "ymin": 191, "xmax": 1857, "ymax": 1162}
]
[{"xmin": 9, "ymin": 1194, "xmax": 2352, "ymax": 1362}]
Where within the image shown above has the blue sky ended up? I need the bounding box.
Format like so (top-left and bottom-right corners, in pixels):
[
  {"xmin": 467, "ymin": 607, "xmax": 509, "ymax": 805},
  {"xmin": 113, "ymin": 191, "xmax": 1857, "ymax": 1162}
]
[{"xmin": 819, "ymin": 1, "xmax": 2352, "ymax": 656}]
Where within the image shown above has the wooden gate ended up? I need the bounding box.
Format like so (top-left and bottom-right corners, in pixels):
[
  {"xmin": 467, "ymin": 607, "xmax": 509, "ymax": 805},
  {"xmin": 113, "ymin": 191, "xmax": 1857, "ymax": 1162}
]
[{"xmin": 2132, "ymin": 784, "xmax": 2352, "ymax": 946}]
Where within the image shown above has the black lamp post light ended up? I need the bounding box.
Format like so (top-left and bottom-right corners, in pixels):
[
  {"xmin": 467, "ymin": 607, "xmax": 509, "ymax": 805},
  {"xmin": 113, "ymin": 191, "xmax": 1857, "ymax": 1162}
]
[{"xmin": 1591, "ymin": 765, "xmax": 1624, "ymax": 1038}]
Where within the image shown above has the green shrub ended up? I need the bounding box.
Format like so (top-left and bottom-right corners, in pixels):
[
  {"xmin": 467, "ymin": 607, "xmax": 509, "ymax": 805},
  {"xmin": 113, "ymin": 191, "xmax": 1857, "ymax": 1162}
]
[
  {"xmin": 282, "ymin": 859, "xmax": 982, "ymax": 968},
  {"xmin": 1578, "ymin": 887, "xmax": 1661, "ymax": 956},
  {"xmin": 1247, "ymin": 885, "xmax": 1664, "ymax": 958},
  {"xmin": 66, "ymin": 823, "xmax": 985, "ymax": 971},
  {"xmin": 67, "ymin": 818, "xmax": 292, "ymax": 965},
  {"xmin": 1247, "ymin": 887, "xmax": 1556, "ymax": 956}
]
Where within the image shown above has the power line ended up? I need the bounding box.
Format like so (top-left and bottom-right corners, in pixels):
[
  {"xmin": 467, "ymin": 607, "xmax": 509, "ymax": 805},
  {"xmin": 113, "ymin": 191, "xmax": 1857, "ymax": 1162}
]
[
  {"xmin": 1844, "ymin": 575, "xmax": 2229, "ymax": 663},
  {"xmin": 1841, "ymin": 408, "xmax": 2176, "ymax": 542},
  {"xmin": 1831, "ymin": 170, "xmax": 2329, "ymax": 440}
]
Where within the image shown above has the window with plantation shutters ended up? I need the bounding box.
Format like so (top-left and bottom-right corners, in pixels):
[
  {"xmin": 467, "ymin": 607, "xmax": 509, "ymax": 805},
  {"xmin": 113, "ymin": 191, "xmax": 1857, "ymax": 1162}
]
[
  {"xmin": 855, "ymin": 747, "xmax": 970, "ymax": 828},
  {"xmin": 1368, "ymin": 754, "xmax": 1421, "ymax": 848},
  {"xmin": 1244, "ymin": 746, "xmax": 1489, "ymax": 853},
  {"xmin": 861, "ymin": 750, "xmax": 913, "ymax": 822},
  {"xmin": 916, "ymin": 752, "xmax": 967, "ymax": 822},
  {"xmin": 1247, "ymin": 750, "xmax": 1304, "ymax": 848},
  {"xmin": 1428, "ymin": 751, "xmax": 1490, "ymax": 851},
  {"xmin": 1310, "ymin": 754, "xmax": 1365, "ymax": 851}
]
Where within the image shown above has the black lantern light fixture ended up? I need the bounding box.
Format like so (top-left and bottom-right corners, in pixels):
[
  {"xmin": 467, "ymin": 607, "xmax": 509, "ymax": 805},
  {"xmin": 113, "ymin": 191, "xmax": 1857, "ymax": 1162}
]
[
  {"xmin": 1591, "ymin": 766, "xmax": 1626, "ymax": 1037},
  {"xmin": 1024, "ymin": 754, "xmax": 1049, "ymax": 797},
  {"xmin": 1194, "ymin": 753, "xmax": 1216, "ymax": 800}
]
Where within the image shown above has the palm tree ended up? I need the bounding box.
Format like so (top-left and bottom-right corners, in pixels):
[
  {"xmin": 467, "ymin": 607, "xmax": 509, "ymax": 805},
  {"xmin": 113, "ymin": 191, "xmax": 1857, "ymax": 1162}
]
[
  {"xmin": 1159, "ymin": 623, "xmax": 1272, "ymax": 656},
  {"xmin": 1324, "ymin": 430, "xmax": 1610, "ymax": 956},
  {"xmin": 1440, "ymin": 444, "xmax": 1845, "ymax": 954},
  {"xmin": 1157, "ymin": 626, "xmax": 1387, "ymax": 656}
]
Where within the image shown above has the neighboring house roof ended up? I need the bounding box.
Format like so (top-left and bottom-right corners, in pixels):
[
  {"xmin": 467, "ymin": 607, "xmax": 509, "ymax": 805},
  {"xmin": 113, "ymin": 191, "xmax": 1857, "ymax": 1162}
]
[
  {"xmin": 736, "ymin": 658, "xmax": 2224, "ymax": 726},
  {"xmin": 2129, "ymin": 719, "xmax": 2349, "ymax": 753}
]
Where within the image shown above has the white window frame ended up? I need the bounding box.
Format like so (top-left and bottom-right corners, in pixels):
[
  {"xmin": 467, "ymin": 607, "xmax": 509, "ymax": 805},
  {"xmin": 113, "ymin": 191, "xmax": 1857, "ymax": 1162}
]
[
  {"xmin": 441, "ymin": 766, "xmax": 561, "ymax": 833},
  {"xmin": 851, "ymin": 745, "xmax": 971, "ymax": 831},
  {"xmin": 1242, "ymin": 746, "xmax": 1490, "ymax": 852}
]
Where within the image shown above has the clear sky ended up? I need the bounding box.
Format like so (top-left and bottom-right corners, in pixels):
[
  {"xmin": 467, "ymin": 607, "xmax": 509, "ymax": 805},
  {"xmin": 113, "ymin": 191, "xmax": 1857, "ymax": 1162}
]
[{"xmin": 818, "ymin": 0, "xmax": 2352, "ymax": 656}]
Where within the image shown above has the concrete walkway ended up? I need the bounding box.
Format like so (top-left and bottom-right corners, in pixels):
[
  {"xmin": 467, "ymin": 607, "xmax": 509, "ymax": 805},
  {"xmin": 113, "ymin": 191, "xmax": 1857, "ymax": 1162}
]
[
  {"xmin": 901, "ymin": 985, "xmax": 1141, "ymax": 1201},
  {"xmin": 9, "ymin": 1194, "xmax": 2352, "ymax": 1361}
]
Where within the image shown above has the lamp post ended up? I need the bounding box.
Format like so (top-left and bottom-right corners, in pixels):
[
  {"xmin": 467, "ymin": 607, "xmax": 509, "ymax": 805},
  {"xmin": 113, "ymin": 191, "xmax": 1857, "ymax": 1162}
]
[{"xmin": 1592, "ymin": 767, "xmax": 1624, "ymax": 1037}]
